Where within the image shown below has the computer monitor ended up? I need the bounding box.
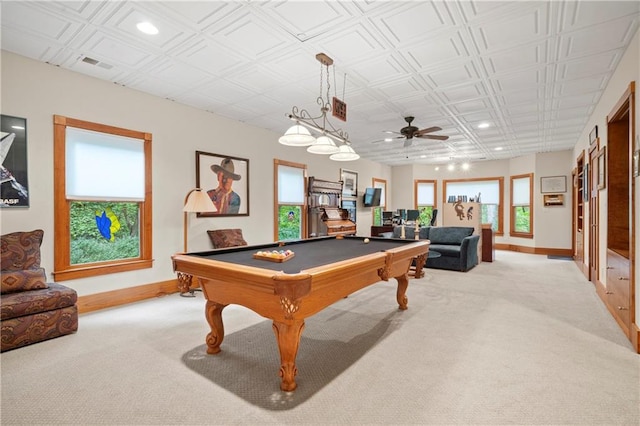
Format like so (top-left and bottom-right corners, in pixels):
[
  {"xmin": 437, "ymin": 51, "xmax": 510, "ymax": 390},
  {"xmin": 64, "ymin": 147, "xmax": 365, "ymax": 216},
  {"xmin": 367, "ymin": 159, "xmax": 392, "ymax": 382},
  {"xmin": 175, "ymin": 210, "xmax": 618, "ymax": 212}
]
[
  {"xmin": 406, "ymin": 209, "xmax": 420, "ymax": 222},
  {"xmin": 397, "ymin": 209, "xmax": 407, "ymax": 220},
  {"xmin": 382, "ymin": 211, "xmax": 394, "ymax": 224}
]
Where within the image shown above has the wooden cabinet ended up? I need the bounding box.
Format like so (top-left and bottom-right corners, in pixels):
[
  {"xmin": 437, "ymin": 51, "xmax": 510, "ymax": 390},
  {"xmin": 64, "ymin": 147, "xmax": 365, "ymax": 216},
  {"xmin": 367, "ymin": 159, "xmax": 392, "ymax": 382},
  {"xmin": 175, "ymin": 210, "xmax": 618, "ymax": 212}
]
[
  {"xmin": 481, "ymin": 225, "xmax": 494, "ymax": 262},
  {"xmin": 371, "ymin": 225, "xmax": 394, "ymax": 237},
  {"xmin": 606, "ymin": 249, "xmax": 631, "ymax": 333}
]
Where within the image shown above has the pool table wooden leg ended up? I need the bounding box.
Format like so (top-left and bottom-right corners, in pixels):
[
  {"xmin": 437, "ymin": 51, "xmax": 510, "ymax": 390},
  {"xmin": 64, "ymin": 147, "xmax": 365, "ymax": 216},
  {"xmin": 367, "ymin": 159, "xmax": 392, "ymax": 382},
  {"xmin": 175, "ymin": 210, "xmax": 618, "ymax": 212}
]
[
  {"xmin": 204, "ymin": 300, "xmax": 227, "ymax": 354},
  {"xmin": 272, "ymin": 319, "xmax": 305, "ymax": 392},
  {"xmin": 395, "ymin": 274, "xmax": 409, "ymax": 310}
]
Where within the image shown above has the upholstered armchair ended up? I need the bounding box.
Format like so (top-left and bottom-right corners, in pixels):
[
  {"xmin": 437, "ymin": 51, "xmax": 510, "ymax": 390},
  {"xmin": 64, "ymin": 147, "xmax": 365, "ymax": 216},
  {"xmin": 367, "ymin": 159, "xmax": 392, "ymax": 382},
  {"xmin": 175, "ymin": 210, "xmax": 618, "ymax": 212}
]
[{"xmin": 1, "ymin": 229, "xmax": 78, "ymax": 351}]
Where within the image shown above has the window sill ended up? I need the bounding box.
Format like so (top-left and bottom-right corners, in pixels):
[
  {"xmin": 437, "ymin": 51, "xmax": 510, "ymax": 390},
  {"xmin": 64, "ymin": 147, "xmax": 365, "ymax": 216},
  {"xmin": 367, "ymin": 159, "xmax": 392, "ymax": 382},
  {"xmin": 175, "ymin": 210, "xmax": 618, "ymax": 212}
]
[{"xmin": 53, "ymin": 259, "xmax": 153, "ymax": 281}]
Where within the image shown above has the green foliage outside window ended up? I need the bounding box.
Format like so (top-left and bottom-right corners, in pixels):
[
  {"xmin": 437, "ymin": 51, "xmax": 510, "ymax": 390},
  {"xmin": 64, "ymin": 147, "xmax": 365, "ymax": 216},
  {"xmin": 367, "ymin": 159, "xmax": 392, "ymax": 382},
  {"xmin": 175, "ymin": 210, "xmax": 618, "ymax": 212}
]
[
  {"xmin": 514, "ymin": 206, "xmax": 531, "ymax": 233},
  {"xmin": 70, "ymin": 201, "xmax": 140, "ymax": 265},
  {"xmin": 278, "ymin": 205, "xmax": 302, "ymax": 241},
  {"xmin": 417, "ymin": 206, "xmax": 434, "ymax": 226},
  {"xmin": 372, "ymin": 207, "xmax": 382, "ymax": 226}
]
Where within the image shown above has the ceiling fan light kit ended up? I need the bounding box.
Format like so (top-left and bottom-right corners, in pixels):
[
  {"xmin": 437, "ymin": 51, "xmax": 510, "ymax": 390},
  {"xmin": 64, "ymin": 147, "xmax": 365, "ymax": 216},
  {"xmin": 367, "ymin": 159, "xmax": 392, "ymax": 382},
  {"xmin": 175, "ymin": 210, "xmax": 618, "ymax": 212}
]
[{"xmin": 280, "ymin": 53, "xmax": 358, "ymax": 161}]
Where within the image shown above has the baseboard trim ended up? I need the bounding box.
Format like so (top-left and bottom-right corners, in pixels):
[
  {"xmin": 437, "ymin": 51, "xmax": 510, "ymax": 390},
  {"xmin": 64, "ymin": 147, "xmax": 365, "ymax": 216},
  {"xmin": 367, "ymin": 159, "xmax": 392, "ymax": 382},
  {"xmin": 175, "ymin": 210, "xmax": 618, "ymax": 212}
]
[
  {"xmin": 494, "ymin": 243, "xmax": 573, "ymax": 257},
  {"xmin": 77, "ymin": 279, "xmax": 180, "ymax": 314}
]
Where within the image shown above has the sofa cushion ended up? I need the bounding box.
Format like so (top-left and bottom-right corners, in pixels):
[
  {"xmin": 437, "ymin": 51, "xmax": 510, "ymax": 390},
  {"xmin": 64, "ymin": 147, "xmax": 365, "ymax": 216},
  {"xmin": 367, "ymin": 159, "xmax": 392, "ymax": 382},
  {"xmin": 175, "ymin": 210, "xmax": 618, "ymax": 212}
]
[
  {"xmin": 429, "ymin": 244, "xmax": 462, "ymax": 257},
  {"xmin": 1, "ymin": 305, "xmax": 78, "ymax": 352},
  {"xmin": 1, "ymin": 283, "xmax": 77, "ymax": 321},
  {"xmin": 1, "ymin": 268, "xmax": 49, "ymax": 294},
  {"xmin": 207, "ymin": 229, "xmax": 247, "ymax": 249},
  {"xmin": 1, "ymin": 229, "xmax": 44, "ymax": 271},
  {"xmin": 428, "ymin": 226, "xmax": 474, "ymax": 245}
]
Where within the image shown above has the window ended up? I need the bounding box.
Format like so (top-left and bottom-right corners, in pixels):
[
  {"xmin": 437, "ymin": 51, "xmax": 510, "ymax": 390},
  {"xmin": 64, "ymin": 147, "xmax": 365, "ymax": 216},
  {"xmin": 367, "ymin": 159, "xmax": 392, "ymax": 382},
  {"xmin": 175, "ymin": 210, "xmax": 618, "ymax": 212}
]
[
  {"xmin": 274, "ymin": 160, "xmax": 307, "ymax": 241},
  {"xmin": 510, "ymin": 173, "xmax": 533, "ymax": 237},
  {"xmin": 372, "ymin": 178, "xmax": 387, "ymax": 226},
  {"xmin": 53, "ymin": 115, "xmax": 152, "ymax": 281},
  {"xmin": 444, "ymin": 178, "xmax": 504, "ymax": 235},
  {"xmin": 414, "ymin": 180, "xmax": 437, "ymax": 226}
]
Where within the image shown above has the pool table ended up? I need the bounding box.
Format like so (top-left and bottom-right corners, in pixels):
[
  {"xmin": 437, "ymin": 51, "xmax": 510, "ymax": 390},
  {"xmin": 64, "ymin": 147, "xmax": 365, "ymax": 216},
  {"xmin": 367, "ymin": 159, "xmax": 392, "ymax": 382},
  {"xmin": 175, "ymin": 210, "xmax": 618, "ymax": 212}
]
[{"xmin": 171, "ymin": 235, "xmax": 429, "ymax": 392}]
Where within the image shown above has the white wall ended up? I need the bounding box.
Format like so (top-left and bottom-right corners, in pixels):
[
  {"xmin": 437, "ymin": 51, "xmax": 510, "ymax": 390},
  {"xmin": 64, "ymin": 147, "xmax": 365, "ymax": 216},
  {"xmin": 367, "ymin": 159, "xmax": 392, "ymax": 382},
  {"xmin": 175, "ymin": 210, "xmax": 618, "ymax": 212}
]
[
  {"xmin": 408, "ymin": 152, "xmax": 573, "ymax": 249},
  {"xmin": 0, "ymin": 51, "xmax": 390, "ymax": 296}
]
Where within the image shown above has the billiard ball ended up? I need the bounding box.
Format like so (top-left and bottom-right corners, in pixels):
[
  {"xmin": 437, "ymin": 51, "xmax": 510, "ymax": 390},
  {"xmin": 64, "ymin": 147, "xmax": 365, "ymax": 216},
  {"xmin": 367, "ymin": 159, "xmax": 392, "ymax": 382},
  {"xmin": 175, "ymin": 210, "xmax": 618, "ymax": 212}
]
[{"xmin": 364, "ymin": 238, "xmax": 370, "ymax": 243}]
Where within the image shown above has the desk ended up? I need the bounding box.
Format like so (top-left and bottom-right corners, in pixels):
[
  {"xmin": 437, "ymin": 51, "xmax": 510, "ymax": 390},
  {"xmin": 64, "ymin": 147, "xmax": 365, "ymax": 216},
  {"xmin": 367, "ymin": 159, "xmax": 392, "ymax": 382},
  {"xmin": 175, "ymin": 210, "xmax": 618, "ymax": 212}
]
[
  {"xmin": 172, "ymin": 236, "xmax": 429, "ymax": 392},
  {"xmin": 370, "ymin": 225, "xmax": 394, "ymax": 236}
]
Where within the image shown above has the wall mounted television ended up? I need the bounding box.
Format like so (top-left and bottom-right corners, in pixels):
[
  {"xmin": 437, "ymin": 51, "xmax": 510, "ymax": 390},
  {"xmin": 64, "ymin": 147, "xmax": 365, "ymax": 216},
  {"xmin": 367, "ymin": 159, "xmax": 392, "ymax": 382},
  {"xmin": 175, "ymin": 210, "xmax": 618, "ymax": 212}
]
[{"xmin": 362, "ymin": 187, "xmax": 382, "ymax": 207}]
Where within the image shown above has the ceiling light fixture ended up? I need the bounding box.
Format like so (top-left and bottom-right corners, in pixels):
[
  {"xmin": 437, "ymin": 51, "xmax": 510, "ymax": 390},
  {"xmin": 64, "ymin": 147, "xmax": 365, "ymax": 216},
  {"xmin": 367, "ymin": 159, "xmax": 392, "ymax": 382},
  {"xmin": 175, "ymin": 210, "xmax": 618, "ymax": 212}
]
[
  {"xmin": 478, "ymin": 122, "xmax": 490, "ymax": 129},
  {"xmin": 137, "ymin": 21, "xmax": 158, "ymax": 35},
  {"xmin": 280, "ymin": 53, "xmax": 359, "ymax": 161}
]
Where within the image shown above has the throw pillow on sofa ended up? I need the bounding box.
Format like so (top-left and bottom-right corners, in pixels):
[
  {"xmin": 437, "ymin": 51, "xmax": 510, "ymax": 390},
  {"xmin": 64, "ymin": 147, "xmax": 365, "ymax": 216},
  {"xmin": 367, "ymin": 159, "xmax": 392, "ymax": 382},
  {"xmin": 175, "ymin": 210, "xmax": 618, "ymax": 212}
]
[
  {"xmin": 1, "ymin": 229, "xmax": 44, "ymax": 271},
  {"xmin": 1, "ymin": 268, "xmax": 48, "ymax": 294}
]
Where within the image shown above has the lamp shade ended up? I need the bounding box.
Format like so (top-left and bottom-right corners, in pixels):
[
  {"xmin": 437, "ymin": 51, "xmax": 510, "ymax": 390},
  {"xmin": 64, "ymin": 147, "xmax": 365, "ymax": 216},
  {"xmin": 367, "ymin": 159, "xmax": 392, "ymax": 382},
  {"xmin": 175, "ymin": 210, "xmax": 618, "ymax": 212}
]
[
  {"xmin": 278, "ymin": 125, "xmax": 316, "ymax": 146},
  {"xmin": 307, "ymin": 136, "xmax": 340, "ymax": 154},
  {"xmin": 329, "ymin": 144, "xmax": 360, "ymax": 161},
  {"xmin": 183, "ymin": 189, "xmax": 217, "ymax": 213}
]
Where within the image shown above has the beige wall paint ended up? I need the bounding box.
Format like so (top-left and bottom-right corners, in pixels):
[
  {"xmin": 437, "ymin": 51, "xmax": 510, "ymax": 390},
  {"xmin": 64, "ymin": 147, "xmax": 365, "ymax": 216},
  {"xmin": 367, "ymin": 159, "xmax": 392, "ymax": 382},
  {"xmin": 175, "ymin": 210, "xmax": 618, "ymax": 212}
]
[{"xmin": 0, "ymin": 51, "xmax": 390, "ymax": 296}]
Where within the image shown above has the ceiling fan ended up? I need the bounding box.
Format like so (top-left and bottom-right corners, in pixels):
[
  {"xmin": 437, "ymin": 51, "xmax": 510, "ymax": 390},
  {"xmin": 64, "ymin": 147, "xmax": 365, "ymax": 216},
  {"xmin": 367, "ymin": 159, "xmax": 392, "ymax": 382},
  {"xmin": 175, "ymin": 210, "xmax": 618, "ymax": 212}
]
[{"xmin": 374, "ymin": 116, "xmax": 449, "ymax": 147}]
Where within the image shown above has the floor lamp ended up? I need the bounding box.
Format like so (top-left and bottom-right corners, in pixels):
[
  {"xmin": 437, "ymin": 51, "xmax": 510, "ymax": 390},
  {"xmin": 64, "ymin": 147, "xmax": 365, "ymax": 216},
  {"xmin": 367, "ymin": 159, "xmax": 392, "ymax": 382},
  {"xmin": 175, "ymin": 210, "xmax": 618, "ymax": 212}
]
[{"xmin": 178, "ymin": 188, "xmax": 217, "ymax": 297}]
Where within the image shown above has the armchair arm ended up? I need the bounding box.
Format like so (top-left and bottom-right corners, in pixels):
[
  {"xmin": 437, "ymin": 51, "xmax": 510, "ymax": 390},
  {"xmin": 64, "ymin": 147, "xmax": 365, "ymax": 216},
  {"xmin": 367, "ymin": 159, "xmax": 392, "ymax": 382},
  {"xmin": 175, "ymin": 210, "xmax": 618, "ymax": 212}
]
[{"xmin": 459, "ymin": 235, "xmax": 480, "ymax": 271}]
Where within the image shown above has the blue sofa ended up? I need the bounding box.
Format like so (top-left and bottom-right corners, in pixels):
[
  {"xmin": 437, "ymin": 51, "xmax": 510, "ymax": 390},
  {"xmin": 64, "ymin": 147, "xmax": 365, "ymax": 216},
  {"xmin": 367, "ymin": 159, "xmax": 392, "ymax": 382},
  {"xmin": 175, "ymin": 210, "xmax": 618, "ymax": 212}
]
[{"xmin": 383, "ymin": 226, "xmax": 480, "ymax": 272}]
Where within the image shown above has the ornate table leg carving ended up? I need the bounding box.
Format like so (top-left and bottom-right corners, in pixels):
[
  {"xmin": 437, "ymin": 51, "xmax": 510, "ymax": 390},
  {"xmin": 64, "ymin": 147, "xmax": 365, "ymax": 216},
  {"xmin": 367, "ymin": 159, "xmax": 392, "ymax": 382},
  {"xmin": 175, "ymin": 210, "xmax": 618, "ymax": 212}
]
[
  {"xmin": 177, "ymin": 272, "xmax": 195, "ymax": 297},
  {"xmin": 412, "ymin": 253, "xmax": 426, "ymax": 278},
  {"xmin": 272, "ymin": 320, "xmax": 305, "ymax": 392},
  {"xmin": 395, "ymin": 273, "xmax": 409, "ymax": 310},
  {"xmin": 205, "ymin": 301, "xmax": 227, "ymax": 354}
]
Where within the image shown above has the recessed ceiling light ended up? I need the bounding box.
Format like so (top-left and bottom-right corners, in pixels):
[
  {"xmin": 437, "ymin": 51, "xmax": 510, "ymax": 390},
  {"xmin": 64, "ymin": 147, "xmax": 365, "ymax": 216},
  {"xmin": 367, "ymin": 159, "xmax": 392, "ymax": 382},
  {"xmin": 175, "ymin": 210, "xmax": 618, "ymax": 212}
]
[
  {"xmin": 495, "ymin": 146, "xmax": 503, "ymax": 151},
  {"xmin": 461, "ymin": 162, "xmax": 470, "ymax": 170},
  {"xmin": 384, "ymin": 138, "xmax": 393, "ymax": 142},
  {"xmin": 137, "ymin": 22, "xmax": 158, "ymax": 35},
  {"xmin": 478, "ymin": 122, "xmax": 490, "ymax": 129},
  {"xmin": 420, "ymin": 154, "xmax": 427, "ymax": 158},
  {"xmin": 447, "ymin": 164, "xmax": 455, "ymax": 171},
  {"xmin": 434, "ymin": 166, "xmax": 440, "ymax": 171}
]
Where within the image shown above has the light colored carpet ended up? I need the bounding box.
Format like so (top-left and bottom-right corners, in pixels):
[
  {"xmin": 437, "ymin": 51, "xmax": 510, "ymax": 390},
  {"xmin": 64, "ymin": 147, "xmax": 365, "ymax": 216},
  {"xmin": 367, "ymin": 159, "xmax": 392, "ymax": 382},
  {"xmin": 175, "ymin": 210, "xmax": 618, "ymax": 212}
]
[{"xmin": 1, "ymin": 251, "xmax": 639, "ymax": 425}]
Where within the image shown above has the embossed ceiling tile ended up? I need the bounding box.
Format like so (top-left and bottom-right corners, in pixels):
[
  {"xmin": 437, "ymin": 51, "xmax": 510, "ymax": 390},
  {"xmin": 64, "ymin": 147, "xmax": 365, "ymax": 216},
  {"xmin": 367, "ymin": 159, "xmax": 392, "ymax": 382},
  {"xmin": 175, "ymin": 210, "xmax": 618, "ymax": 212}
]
[
  {"xmin": 65, "ymin": 56, "xmax": 128, "ymax": 82},
  {"xmin": 373, "ymin": 1, "xmax": 454, "ymax": 44},
  {"xmin": 553, "ymin": 93, "xmax": 599, "ymax": 109},
  {"xmin": 208, "ymin": 12, "xmax": 290, "ymax": 58},
  {"xmin": 472, "ymin": 4, "xmax": 549, "ymax": 53},
  {"xmin": 260, "ymin": 0, "xmax": 354, "ymax": 41},
  {"xmin": 401, "ymin": 31, "xmax": 467, "ymax": 70},
  {"xmin": 311, "ymin": 24, "xmax": 385, "ymax": 66},
  {"xmin": 103, "ymin": 3, "xmax": 193, "ymax": 50},
  {"xmin": 347, "ymin": 54, "xmax": 411, "ymax": 85},
  {"xmin": 559, "ymin": 20, "xmax": 635, "ymax": 59},
  {"xmin": 76, "ymin": 30, "xmax": 155, "ymax": 67},
  {"xmin": 375, "ymin": 77, "xmax": 429, "ymax": 100},
  {"xmin": 422, "ymin": 60, "xmax": 478, "ymax": 87},
  {"xmin": 554, "ymin": 106, "xmax": 593, "ymax": 121},
  {"xmin": 189, "ymin": 78, "xmax": 257, "ymax": 105},
  {"xmin": 559, "ymin": 1, "xmax": 640, "ymax": 32},
  {"xmin": 483, "ymin": 42, "xmax": 547, "ymax": 75},
  {"xmin": 116, "ymin": 73, "xmax": 185, "ymax": 100},
  {"xmin": 155, "ymin": 1, "xmax": 242, "ymax": 28},
  {"xmin": 450, "ymin": 99, "xmax": 492, "ymax": 115},
  {"xmin": 494, "ymin": 68, "xmax": 544, "ymax": 92},
  {"xmin": 556, "ymin": 75, "xmax": 606, "ymax": 96},
  {"xmin": 173, "ymin": 91, "xmax": 230, "ymax": 112},
  {"xmin": 144, "ymin": 59, "xmax": 212, "ymax": 90},
  {"xmin": 0, "ymin": 1, "xmax": 84, "ymax": 44},
  {"xmin": 227, "ymin": 94, "xmax": 283, "ymax": 117},
  {"xmin": 224, "ymin": 65, "xmax": 290, "ymax": 93},
  {"xmin": 500, "ymin": 88, "xmax": 540, "ymax": 105},
  {"xmin": 557, "ymin": 52, "xmax": 619, "ymax": 80},
  {"xmin": 0, "ymin": 29, "xmax": 65, "ymax": 63},
  {"xmin": 176, "ymin": 38, "xmax": 245, "ymax": 75},
  {"xmin": 438, "ymin": 82, "xmax": 487, "ymax": 103}
]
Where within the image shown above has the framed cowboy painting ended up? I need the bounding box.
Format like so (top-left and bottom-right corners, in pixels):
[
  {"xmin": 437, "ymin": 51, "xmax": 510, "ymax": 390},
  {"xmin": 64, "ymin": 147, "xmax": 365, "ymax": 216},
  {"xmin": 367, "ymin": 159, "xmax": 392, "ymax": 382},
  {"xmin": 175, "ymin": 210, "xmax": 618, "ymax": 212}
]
[{"xmin": 196, "ymin": 151, "xmax": 249, "ymax": 217}]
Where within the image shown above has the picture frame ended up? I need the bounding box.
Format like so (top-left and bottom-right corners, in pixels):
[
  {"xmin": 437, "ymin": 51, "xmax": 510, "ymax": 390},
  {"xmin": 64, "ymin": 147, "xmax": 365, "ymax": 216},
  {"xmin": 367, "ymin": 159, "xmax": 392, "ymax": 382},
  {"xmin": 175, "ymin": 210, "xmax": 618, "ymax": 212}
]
[
  {"xmin": 597, "ymin": 146, "xmax": 606, "ymax": 190},
  {"xmin": 0, "ymin": 114, "xmax": 30, "ymax": 207},
  {"xmin": 589, "ymin": 125, "xmax": 598, "ymax": 144},
  {"xmin": 196, "ymin": 151, "xmax": 249, "ymax": 217},
  {"xmin": 540, "ymin": 175, "xmax": 567, "ymax": 193},
  {"xmin": 543, "ymin": 194, "xmax": 564, "ymax": 207},
  {"xmin": 340, "ymin": 168, "xmax": 358, "ymax": 198},
  {"xmin": 633, "ymin": 150, "xmax": 639, "ymax": 178}
]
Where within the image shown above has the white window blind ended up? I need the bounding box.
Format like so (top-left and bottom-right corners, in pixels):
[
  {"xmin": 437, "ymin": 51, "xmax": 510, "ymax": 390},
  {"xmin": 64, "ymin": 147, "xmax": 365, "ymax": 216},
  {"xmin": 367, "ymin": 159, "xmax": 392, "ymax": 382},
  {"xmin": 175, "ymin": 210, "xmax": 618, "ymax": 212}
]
[
  {"xmin": 278, "ymin": 165, "xmax": 305, "ymax": 203},
  {"xmin": 446, "ymin": 180, "xmax": 500, "ymax": 204},
  {"xmin": 512, "ymin": 177, "xmax": 530, "ymax": 205},
  {"xmin": 66, "ymin": 127, "xmax": 145, "ymax": 201},
  {"xmin": 417, "ymin": 182, "xmax": 435, "ymax": 205}
]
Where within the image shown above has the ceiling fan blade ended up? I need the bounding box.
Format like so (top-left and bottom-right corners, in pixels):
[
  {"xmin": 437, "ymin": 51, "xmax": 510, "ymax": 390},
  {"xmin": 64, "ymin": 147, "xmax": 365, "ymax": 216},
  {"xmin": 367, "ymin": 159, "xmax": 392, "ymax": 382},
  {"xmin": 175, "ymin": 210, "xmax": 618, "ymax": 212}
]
[
  {"xmin": 415, "ymin": 126, "xmax": 442, "ymax": 135},
  {"xmin": 418, "ymin": 134, "xmax": 449, "ymax": 141}
]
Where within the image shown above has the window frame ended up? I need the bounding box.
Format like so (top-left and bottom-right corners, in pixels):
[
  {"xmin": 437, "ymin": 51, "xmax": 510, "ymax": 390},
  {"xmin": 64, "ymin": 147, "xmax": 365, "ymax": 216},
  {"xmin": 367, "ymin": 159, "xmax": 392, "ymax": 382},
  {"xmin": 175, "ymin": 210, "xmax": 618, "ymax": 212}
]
[
  {"xmin": 443, "ymin": 177, "xmax": 504, "ymax": 235},
  {"xmin": 53, "ymin": 115, "xmax": 153, "ymax": 281},
  {"xmin": 372, "ymin": 178, "xmax": 387, "ymax": 226},
  {"xmin": 274, "ymin": 159, "xmax": 307, "ymax": 241},
  {"xmin": 510, "ymin": 173, "xmax": 534, "ymax": 238},
  {"xmin": 414, "ymin": 179, "xmax": 437, "ymax": 225}
]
